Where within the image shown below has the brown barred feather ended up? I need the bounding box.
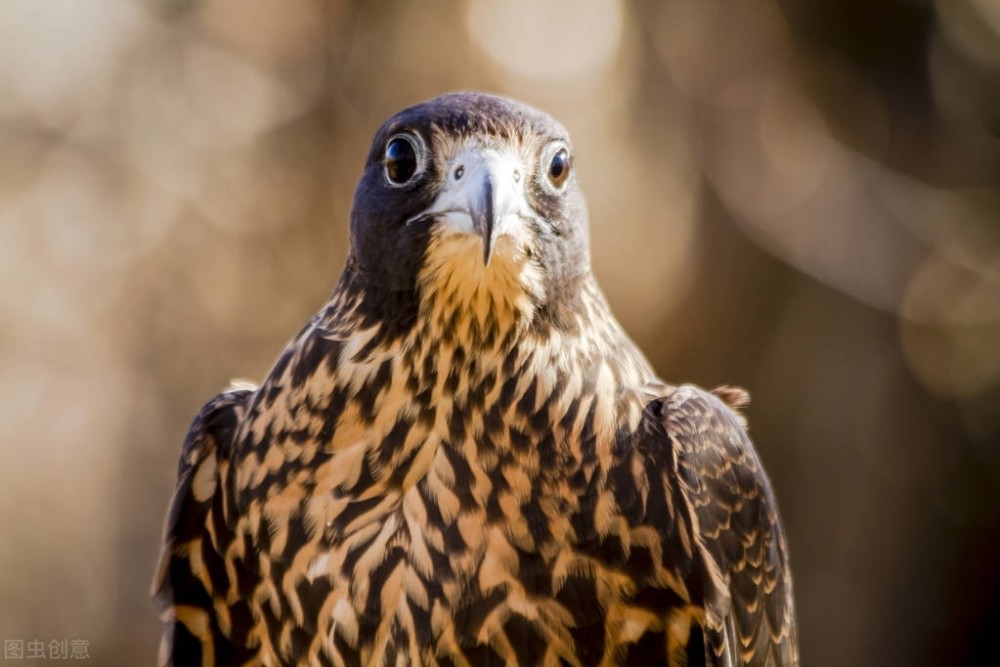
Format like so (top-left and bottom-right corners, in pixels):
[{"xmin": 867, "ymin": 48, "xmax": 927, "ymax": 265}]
[{"xmin": 153, "ymin": 93, "xmax": 797, "ymax": 666}]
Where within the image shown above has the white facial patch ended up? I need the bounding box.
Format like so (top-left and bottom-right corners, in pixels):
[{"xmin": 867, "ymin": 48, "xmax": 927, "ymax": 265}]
[
  {"xmin": 414, "ymin": 144, "xmax": 546, "ymax": 337},
  {"xmin": 419, "ymin": 145, "xmax": 536, "ymax": 250}
]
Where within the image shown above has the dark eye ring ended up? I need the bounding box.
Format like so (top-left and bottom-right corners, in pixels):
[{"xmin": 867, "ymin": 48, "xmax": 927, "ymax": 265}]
[
  {"xmin": 385, "ymin": 133, "xmax": 423, "ymax": 186},
  {"xmin": 547, "ymin": 147, "xmax": 571, "ymax": 189}
]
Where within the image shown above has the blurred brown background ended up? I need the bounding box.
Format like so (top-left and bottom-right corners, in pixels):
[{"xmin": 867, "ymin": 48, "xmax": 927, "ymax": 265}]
[{"xmin": 1, "ymin": 0, "xmax": 998, "ymax": 665}]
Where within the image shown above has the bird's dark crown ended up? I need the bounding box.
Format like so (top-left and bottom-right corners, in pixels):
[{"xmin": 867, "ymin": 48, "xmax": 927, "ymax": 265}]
[{"xmin": 343, "ymin": 92, "xmax": 592, "ymax": 343}]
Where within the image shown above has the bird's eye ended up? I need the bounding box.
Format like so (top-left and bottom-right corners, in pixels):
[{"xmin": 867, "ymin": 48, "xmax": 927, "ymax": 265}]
[
  {"xmin": 547, "ymin": 148, "xmax": 571, "ymax": 189},
  {"xmin": 385, "ymin": 134, "xmax": 421, "ymax": 186}
]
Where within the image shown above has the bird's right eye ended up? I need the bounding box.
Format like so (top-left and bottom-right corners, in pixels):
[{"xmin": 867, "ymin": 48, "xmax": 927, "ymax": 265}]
[{"xmin": 385, "ymin": 134, "xmax": 421, "ymax": 186}]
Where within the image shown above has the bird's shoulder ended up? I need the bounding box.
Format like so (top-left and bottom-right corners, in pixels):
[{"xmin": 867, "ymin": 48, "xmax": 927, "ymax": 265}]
[
  {"xmin": 154, "ymin": 385, "xmax": 256, "ymax": 577},
  {"xmin": 635, "ymin": 383, "xmax": 798, "ymax": 666},
  {"xmin": 638, "ymin": 383, "xmax": 749, "ymax": 455}
]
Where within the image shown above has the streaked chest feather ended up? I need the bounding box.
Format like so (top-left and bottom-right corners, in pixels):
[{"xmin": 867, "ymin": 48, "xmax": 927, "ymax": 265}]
[{"xmin": 226, "ymin": 287, "xmax": 684, "ymax": 666}]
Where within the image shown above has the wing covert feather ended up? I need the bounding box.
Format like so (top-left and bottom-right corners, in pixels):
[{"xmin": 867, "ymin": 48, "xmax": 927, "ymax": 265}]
[
  {"xmin": 641, "ymin": 385, "xmax": 798, "ymax": 666},
  {"xmin": 152, "ymin": 388, "xmax": 259, "ymax": 667}
]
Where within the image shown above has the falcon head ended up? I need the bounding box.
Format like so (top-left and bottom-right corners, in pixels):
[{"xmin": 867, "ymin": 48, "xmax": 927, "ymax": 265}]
[{"xmin": 348, "ymin": 93, "xmax": 590, "ymax": 334}]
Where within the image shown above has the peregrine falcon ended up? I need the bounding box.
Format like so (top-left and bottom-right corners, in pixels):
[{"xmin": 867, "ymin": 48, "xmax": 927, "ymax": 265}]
[{"xmin": 153, "ymin": 92, "xmax": 798, "ymax": 666}]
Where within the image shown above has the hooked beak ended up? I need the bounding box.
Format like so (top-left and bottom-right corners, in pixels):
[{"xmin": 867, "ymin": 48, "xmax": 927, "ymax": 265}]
[
  {"xmin": 413, "ymin": 146, "xmax": 531, "ymax": 265},
  {"xmin": 473, "ymin": 174, "xmax": 496, "ymax": 265}
]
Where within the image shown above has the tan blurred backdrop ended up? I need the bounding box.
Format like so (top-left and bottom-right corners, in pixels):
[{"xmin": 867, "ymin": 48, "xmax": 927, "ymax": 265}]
[{"xmin": 1, "ymin": 1, "xmax": 998, "ymax": 665}]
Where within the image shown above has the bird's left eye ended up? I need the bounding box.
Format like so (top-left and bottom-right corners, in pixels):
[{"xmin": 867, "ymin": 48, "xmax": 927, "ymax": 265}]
[
  {"xmin": 547, "ymin": 148, "xmax": 571, "ymax": 189},
  {"xmin": 385, "ymin": 133, "xmax": 422, "ymax": 186}
]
